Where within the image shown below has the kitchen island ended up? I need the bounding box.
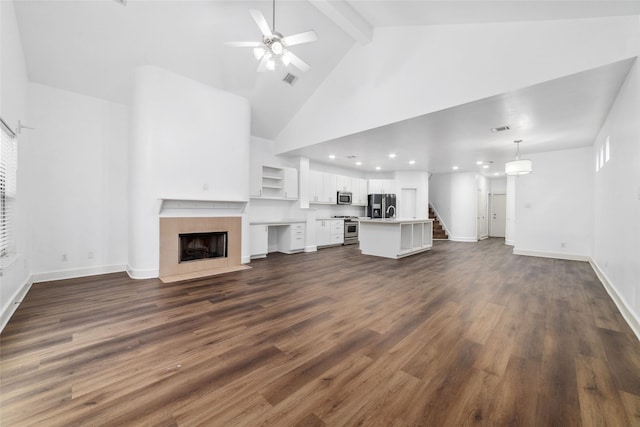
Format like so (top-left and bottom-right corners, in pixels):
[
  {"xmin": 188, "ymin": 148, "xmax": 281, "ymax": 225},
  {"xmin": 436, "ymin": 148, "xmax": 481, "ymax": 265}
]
[{"xmin": 358, "ymin": 218, "xmax": 433, "ymax": 259}]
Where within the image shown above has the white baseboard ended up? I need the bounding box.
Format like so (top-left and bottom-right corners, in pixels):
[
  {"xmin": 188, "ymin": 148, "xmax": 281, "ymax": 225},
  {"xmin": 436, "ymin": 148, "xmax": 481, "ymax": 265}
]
[
  {"xmin": 241, "ymin": 255, "xmax": 251, "ymax": 264},
  {"xmin": 31, "ymin": 264, "xmax": 127, "ymax": 283},
  {"xmin": 448, "ymin": 236, "xmax": 478, "ymax": 243},
  {"xmin": 512, "ymin": 248, "xmax": 590, "ymax": 262},
  {"xmin": 305, "ymin": 245, "xmax": 317, "ymax": 253},
  {"xmin": 126, "ymin": 265, "xmax": 159, "ymax": 280},
  {"xmin": 589, "ymin": 259, "xmax": 640, "ymax": 342},
  {"xmin": 505, "ymin": 239, "xmax": 515, "ymax": 246},
  {"xmin": 0, "ymin": 276, "xmax": 33, "ymax": 334}
]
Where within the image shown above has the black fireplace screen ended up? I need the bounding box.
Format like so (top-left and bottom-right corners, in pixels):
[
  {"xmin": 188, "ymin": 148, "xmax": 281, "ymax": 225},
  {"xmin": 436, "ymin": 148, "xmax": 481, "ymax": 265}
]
[{"xmin": 179, "ymin": 232, "xmax": 227, "ymax": 263}]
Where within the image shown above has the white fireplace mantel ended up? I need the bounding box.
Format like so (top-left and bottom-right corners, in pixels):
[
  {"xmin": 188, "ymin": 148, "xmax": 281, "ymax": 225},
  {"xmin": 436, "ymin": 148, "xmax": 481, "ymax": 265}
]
[{"xmin": 158, "ymin": 197, "xmax": 248, "ymax": 217}]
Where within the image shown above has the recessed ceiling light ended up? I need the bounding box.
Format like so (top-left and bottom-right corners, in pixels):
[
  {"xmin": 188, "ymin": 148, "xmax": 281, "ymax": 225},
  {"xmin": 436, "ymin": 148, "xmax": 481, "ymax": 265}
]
[
  {"xmin": 483, "ymin": 165, "xmax": 489, "ymax": 169},
  {"xmin": 375, "ymin": 166, "xmax": 381, "ymax": 170},
  {"xmin": 409, "ymin": 160, "xmax": 416, "ymax": 165},
  {"xmin": 493, "ymin": 173, "xmax": 500, "ymax": 176},
  {"xmin": 328, "ymin": 155, "xmax": 336, "ymax": 159},
  {"xmin": 389, "ymin": 153, "xmax": 397, "ymax": 159},
  {"xmin": 476, "ymin": 161, "xmax": 483, "ymax": 165},
  {"xmin": 452, "ymin": 166, "xmax": 459, "ymax": 170},
  {"xmin": 356, "ymin": 161, "xmax": 362, "ymax": 166}
]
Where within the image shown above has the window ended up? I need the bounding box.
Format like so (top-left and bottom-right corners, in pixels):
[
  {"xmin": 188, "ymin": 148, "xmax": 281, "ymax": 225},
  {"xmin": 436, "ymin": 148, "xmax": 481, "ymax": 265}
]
[{"xmin": 1, "ymin": 119, "xmax": 18, "ymax": 258}]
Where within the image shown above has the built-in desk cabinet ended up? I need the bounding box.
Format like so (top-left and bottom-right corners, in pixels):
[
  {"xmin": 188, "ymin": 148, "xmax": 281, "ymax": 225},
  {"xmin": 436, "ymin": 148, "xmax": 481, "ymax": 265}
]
[
  {"xmin": 250, "ymin": 222, "xmax": 306, "ymax": 258},
  {"xmin": 249, "ymin": 225, "xmax": 269, "ymax": 258}
]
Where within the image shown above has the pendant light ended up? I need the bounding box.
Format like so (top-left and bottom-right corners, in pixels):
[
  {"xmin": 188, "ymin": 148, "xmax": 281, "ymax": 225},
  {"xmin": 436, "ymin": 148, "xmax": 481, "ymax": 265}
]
[{"xmin": 505, "ymin": 140, "xmax": 533, "ymax": 175}]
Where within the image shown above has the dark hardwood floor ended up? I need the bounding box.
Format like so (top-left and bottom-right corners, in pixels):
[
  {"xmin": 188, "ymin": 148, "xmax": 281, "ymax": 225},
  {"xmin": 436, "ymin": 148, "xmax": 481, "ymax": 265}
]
[{"xmin": 2, "ymin": 239, "xmax": 640, "ymax": 426}]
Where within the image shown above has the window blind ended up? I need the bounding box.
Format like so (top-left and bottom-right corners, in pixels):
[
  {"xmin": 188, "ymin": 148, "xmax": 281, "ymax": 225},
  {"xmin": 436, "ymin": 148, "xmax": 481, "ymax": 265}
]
[{"xmin": 0, "ymin": 120, "xmax": 18, "ymax": 258}]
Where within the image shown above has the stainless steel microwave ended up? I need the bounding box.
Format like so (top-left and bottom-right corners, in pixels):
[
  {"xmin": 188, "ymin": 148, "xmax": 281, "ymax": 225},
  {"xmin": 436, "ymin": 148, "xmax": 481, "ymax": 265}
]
[{"xmin": 337, "ymin": 191, "xmax": 352, "ymax": 205}]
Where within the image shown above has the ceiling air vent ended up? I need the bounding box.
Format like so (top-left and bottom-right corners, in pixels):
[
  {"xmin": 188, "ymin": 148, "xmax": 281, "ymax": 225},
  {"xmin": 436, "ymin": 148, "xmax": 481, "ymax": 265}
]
[
  {"xmin": 490, "ymin": 125, "xmax": 510, "ymax": 133},
  {"xmin": 283, "ymin": 73, "xmax": 298, "ymax": 86}
]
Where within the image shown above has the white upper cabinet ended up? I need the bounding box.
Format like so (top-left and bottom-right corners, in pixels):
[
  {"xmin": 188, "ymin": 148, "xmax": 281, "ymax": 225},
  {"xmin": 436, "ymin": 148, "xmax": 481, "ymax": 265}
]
[
  {"xmin": 336, "ymin": 175, "xmax": 352, "ymax": 193},
  {"xmin": 352, "ymin": 178, "xmax": 368, "ymax": 206},
  {"xmin": 283, "ymin": 167, "xmax": 298, "ymax": 199},
  {"xmin": 309, "ymin": 171, "xmax": 368, "ymax": 205},
  {"xmin": 251, "ymin": 165, "xmax": 298, "ymax": 200},
  {"xmin": 323, "ymin": 173, "xmax": 337, "ymax": 204},
  {"xmin": 309, "ymin": 170, "xmax": 324, "ymax": 203}
]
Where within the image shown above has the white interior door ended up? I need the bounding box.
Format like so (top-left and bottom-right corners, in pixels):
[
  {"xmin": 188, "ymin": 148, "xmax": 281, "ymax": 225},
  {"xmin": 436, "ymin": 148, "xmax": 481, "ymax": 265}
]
[
  {"xmin": 400, "ymin": 188, "xmax": 417, "ymax": 219},
  {"xmin": 490, "ymin": 194, "xmax": 507, "ymax": 238},
  {"xmin": 477, "ymin": 189, "xmax": 488, "ymax": 240}
]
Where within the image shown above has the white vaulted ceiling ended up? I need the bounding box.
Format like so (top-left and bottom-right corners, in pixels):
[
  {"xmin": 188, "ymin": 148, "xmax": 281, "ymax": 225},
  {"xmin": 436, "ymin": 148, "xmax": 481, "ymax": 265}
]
[{"xmin": 12, "ymin": 0, "xmax": 640, "ymax": 175}]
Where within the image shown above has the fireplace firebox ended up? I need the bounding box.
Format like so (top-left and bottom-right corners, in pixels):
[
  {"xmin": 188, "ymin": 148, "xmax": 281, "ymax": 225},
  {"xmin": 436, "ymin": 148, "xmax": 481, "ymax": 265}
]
[{"xmin": 179, "ymin": 232, "xmax": 227, "ymax": 263}]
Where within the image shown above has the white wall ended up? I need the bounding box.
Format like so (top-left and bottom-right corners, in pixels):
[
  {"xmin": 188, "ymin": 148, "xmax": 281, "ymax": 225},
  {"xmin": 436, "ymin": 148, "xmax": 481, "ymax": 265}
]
[
  {"xmin": 476, "ymin": 175, "xmax": 489, "ymax": 240},
  {"xmin": 0, "ymin": 0, "xmax": 31, "ymax": 330},
  {"xmin": 592, "ymin": 55, "xmax": 640, "ymax": 333},
  {"xmin": 394, "ymin": 171, "xmax": 429, "ymax": 219},
  {"xmin": 513, "ymin": 147, "xmax": 593, "ymax": 260},
  {"xmin": 505, "ymin": 176, "xmax": 516, "ymax": 245},
  {"xmin": 128, "ymin": 66, "xmax": 250, "ymax": 277},
  {"xmin": 429, "ymin": 172, "xmax": 477, "ymax": 242},
  {"xmin": 25, "ymin": 84, "xmax": 129, "ymax": 278},
  {"xmin": 490, "ymin": 177, "xmax": 507, "ymax": 194},
  {"xmin": 276, "ymin": 16, "xmax": 639, "ymax": 153}
]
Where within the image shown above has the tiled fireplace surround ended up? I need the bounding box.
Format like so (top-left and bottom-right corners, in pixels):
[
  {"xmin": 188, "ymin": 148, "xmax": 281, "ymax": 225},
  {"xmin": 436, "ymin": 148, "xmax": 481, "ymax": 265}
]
[{"xmin": 159, "ymin": 216, "xmax": 246, "ymax": 283}]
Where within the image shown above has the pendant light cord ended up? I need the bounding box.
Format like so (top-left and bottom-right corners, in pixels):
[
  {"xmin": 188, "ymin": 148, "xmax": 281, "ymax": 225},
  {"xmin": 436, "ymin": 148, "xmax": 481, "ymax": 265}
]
[{"xmin": 272, "ymin": 0, "xmax": 276, "ymax": 32}]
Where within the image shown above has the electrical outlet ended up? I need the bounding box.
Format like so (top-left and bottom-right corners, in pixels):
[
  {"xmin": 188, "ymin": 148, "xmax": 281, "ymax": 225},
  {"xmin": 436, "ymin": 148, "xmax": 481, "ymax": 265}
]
[
  {"xmin": 560, "ymin": 242, "xmax": 566, "ymax": 248},
  {"xmin": 61, "ymin": 253, "xmax": 67, "ymax": 262},
  {"xmin": 88, "ymin": 251, "xmax": 94, "ymax": 259}
]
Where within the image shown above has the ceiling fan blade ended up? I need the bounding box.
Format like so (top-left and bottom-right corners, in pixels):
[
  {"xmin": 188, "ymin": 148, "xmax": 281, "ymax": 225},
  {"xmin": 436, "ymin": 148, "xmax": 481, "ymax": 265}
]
[
  {"xmin": 287, "ymin": 52, "xmax": 310, "ymax": 73},
  {"xmin": 249, "ymin": 9, "xmax": 273, "ymax": 37},
  {"xmin": 281, "ymin": 30, "xmax": 318, "ymax": 46},
  {"xmin": 257, "ymin": 55, "xmax": 269, "ymax": 72},
  {"xmin": 224, "ymin": 41, "xmax": 262, "ymax": 47}
]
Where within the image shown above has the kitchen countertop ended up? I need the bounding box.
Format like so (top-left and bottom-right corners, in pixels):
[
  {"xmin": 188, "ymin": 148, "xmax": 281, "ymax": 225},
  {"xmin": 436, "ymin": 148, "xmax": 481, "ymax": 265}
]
[
  {"xmin": 250, "ymin": 219, "xmax": 306, "ymax": 225},
  {"xmin": 358, "ymin": 218, "xmax": 433, "ymax": 224}
]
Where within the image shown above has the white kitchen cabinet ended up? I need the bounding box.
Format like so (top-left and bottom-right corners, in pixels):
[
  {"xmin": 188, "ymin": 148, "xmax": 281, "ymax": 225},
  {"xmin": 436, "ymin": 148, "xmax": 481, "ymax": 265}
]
[
  {"xmin": 309, "ymin": 170, "xmax": 323, "ymax": 203},
  {"xmin": 316, "ymin": 219, "xmax": 344, "ymax": 247},
  {"xmin": 336, "ymin": 175, "xmax": 352, "ymax": 192},
  {"xmin": 252, "ymin": 165, "xmax": 299, "ymax": 200},
  {"xmin": 323, "ymin": 174, "xmax": 337, "ymax": 204},
  {"xmin": 283, "ymin": 167, "xmax": 298, "ymax": 199},
  {"xmin": 279, "ymin": 223, "xmax": 306, "ymax": 253},
  {"xmin": 368, "ymin": 179, "xmax": 396, "ymax": 195},
  {"xmin": 250, "ymin": 224, "xmax": 269, "ymax": 258},
  {"xmin": 352, "ymin": 178, "xmax": 368, "ymax": 206}
]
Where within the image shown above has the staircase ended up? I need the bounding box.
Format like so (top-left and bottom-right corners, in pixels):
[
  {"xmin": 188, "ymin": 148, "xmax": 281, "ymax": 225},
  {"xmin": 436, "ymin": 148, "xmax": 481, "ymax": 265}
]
[{"xmin": 429, "ymin": 207, "xmax": 448, "ymax": 240}]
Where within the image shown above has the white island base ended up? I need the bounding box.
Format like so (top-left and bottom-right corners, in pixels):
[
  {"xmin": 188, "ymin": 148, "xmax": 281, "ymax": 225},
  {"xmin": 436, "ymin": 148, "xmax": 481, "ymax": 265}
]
[{"xmin": 358, "ymin": 219, "xmax": 434, "ymax": 259}]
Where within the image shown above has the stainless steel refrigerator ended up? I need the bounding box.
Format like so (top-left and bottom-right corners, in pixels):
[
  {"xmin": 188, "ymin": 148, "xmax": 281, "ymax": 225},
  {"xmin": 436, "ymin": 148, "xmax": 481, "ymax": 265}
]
[{"xmin": 367, "ymin": 194, "xmax": 396, "ymax": 218}]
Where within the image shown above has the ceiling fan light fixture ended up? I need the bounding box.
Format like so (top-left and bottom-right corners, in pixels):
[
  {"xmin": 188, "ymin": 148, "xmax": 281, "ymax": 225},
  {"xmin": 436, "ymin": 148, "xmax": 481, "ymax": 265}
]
[
  {"xmin": 271, "ymin": 41, "xmax": 284, "ymax": 55},
  {"xmin": 281, "ymin": 51, "xmax": 292, "ymax": 66},
  {"xmin": 253, "ymin": 47, "xmax": 266, "ymax": 60},
  {"xmin": 266, "ymin": 57, "xmax": 276, "ymax": 71}
]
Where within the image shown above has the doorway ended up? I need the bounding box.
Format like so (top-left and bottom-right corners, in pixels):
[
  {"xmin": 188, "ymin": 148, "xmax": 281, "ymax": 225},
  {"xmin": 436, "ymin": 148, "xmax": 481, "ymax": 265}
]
[
  {"xmin": 477, "ymin": 189, "xmax": 488, "ymax": 240},
  {"xmin": 490, "ymin": 194, "xmax": 507, "ymax": 238}
]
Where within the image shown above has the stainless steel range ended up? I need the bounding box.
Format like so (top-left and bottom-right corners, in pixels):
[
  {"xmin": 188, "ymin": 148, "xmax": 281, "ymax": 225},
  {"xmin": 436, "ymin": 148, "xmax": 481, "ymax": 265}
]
[{"xmin": 333, "ymin": 216, "xmax": 359, "ymax": 245}]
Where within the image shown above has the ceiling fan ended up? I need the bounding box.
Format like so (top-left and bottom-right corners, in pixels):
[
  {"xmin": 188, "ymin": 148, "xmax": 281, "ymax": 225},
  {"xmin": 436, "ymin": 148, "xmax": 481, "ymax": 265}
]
[{"xmin": 225, "ymin": 0, "xmax": 317, "ymax": 73}]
